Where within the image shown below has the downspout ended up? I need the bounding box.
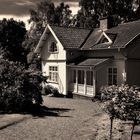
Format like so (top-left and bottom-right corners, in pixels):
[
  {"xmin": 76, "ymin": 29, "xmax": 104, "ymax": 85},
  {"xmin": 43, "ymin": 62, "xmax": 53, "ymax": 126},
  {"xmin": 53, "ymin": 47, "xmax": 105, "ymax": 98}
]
[{"xmin": 118, "ymin": 47, "xmax": 127, "ymax": 84}]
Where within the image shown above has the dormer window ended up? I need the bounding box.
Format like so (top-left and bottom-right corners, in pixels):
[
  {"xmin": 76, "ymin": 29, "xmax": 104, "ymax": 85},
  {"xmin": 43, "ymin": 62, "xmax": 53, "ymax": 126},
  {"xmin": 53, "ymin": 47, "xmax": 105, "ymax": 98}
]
[
  {"xmin": 98, "ymin": 35, "xmax": 108, "ymax": 44},
  {"xmin": 97, "ymin": 32, "xmax": 113, "ymax": 45},
  {"xmin": 49, "ymin": 42, "xmax": 58, "ymax": 53}
]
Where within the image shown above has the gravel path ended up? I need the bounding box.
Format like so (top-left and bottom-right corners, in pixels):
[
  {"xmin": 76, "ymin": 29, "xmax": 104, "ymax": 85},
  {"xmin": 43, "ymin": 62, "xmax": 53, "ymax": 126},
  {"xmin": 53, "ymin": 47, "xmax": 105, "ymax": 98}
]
[{"xmin": 0, "ymin": 96, "xmax": 103, "ymax": 140}]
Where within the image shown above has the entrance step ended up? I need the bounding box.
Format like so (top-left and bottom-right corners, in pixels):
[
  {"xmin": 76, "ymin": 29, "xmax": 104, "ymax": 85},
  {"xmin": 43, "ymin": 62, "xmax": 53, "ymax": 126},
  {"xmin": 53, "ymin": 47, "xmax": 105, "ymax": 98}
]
[{"xmin": 72, "ymin": 93, "xmax": 93, "ymax": 100}]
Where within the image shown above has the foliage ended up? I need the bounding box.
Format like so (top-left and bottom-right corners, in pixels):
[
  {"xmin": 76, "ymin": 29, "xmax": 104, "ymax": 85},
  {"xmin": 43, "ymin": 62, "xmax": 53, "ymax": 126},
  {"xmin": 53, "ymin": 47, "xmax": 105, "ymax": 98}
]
[
  {"xmin": 0, "ymin": 59, "xmax": 47, "ymax": 112},
  {"xmin": 42, "ymin": 85, "xmax": 63, "ymax": 97},
  {"xmin": 100, "ymin": 84, "xmax": 140, "ymax": 140},
  {"xmin": 23, "ymin": 0, "xmax": 72, "ymax": 62},
  {"xmin": 0, "ymin": 18, "xmax": 27, "ymax": 63},
  {"xmin": 29, "ymin": 0, "xmax": 72, "ymax": 28},
  {"xmin": 74, "ymin": 0, "xmax": 140, "ymax": 29}
]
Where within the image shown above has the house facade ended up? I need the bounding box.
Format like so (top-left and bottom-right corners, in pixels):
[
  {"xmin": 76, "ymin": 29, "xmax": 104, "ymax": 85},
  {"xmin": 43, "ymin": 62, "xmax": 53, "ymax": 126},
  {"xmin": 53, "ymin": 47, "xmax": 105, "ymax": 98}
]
[{"xmin": 35, "ymin": 20, "xmax": 140, "ymax": 97}]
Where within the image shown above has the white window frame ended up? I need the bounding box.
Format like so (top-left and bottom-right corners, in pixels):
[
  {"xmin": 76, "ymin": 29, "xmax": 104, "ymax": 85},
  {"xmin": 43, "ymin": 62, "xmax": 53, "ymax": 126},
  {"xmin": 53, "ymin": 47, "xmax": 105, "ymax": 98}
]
[
  {"xmin": 49, "ymin": 66, "xmax": 58, "ymax": 83},
  {"xmin": 96, "ymin": 32, "xmax": 113, "ymax": 45},
  {"xmin": 108, "ymin": 67, "xmax": 118, "ymax": 85}
]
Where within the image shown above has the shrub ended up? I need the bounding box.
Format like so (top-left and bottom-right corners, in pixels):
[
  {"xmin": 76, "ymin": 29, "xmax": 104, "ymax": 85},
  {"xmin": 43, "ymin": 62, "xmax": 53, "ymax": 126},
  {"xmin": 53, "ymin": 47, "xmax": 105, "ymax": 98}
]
[
  {"xmin": 0, "ymin": 59, "xmax": 47, "ymax": 112},
  {"xmin": 100, "ymin": 85, "xmax": 140, "ymax": 140},
  {"xmin": 43, "ymin": 85, "xmax": 63, "ymax": 97}
]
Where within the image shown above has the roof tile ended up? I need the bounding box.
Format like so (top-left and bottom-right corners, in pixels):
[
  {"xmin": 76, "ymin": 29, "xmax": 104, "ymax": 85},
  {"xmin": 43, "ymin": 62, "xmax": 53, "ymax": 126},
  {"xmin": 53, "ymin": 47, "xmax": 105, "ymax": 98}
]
[{"xmin": 51, "ymin": 26, "xmax": 91, "ymax": 49}]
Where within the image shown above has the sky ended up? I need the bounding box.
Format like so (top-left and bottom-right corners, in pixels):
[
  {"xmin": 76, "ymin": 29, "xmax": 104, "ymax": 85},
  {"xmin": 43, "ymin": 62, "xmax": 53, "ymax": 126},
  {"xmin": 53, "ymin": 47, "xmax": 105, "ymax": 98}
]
[{"xmin": 0, "ymin": 0, "xmax": 80, "ymax": 29}]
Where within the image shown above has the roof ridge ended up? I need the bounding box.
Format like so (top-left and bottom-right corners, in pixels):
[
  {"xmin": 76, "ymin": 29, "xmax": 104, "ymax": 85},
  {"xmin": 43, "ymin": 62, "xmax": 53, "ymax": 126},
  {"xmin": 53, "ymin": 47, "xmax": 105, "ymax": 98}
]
[
  {"xmin": 50, "ymin": 24, "xmax": 91, "ymax": 31},
  {"xmin": 118, "ymin": 19, "xmax": 140, "ymax": 27},
  {"xmin": 80, "ymin": 29, "xmax": 93, "ymax": 48}
]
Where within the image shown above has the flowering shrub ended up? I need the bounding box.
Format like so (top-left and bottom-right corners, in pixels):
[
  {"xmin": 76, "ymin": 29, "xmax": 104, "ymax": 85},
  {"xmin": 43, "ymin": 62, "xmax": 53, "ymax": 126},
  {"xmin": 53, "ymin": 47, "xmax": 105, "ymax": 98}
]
[
  {"xmin": 0, "ymin": 59, "xmax": 47, "ymax": 112},
  {"xmin": 100, "ymin": 84, "xmax": 140, "ymax": 140}
]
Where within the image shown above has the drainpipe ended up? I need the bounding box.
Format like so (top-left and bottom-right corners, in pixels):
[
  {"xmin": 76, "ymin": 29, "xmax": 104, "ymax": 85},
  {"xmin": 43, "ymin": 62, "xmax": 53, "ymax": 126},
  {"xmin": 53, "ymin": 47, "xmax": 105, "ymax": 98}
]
[
  {"xmin": 118, "ymin": 48, "xmax": 127, "ymax": 84},
  {"xmin": 93, "ymin": 67, "xmax": 96, "ymax": 97}
]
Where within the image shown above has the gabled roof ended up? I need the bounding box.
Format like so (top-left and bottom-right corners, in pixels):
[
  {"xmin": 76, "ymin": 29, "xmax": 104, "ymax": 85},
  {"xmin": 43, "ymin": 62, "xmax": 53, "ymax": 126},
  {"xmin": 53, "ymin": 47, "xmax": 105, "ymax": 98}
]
[
  {"xmin": 35, "ymin": 24, "xmax": 91, "ymax": 53},
  {"xmin": 83, "ymin": 20, "xmax": 140, "ymax": 50},
  {"xmin": 35, "ymin": 20, "xmax": 140, "ymax": 52},
  {"xmin": 51, "ymin": 26, "xmax": 91, "ymax": 49},
  {"xmin": 81, "ymin": 29, "xmax": 102, "ymax": 49},
  {"xmin": 105, "ymin": 20, "xmax": 140, "ymax": 48}
]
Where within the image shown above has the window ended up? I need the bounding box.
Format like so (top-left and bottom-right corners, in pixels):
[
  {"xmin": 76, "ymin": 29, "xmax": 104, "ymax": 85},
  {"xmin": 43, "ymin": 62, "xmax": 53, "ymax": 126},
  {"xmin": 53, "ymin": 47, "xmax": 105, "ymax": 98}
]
[
  {"xmin": 86, "ymin": 71, "xmax": 93, "ymax": 85},
  {"xmin": 49, "ymin": 66, "xmax": 58, "ymax": 82},
  {"xmin": 98, "ymin": 35, "xmax": 108, "ymax": 44},
  {"xmin": 78, "ymin": 70, "xmax": 84, "ymax": 84},
  {"xmin": 108, "ymin": 68, "xmax": 117, "ymax": 85},
  {"xmin": 49, "ymin": 42, "xmax": 58, "ymax": 53},
  {"xmin": 107, "ymin": 33, "xmax": 117, "ymax": 43},
  {"xmin": 71, "ymin": 69, "xmax": 76, "ymax": 83}
]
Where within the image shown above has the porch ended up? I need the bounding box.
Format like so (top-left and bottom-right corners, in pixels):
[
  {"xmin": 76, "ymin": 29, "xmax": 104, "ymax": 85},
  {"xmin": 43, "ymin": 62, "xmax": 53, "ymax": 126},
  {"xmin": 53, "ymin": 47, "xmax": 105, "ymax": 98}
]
[{"xmin": 67, "ymin": 58, "xmax": 109, "ymax": 97}]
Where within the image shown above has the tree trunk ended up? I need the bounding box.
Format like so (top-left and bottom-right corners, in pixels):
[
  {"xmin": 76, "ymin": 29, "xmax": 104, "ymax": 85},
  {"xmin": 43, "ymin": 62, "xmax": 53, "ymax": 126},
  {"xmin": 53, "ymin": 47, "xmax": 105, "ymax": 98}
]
[
  {"xmin": 110, "ymin": 117, "xmax": 114, "ymax": 140},
  {"xmin": 130, "ymin": 122, "xmax": 135, "ymax": 140}
]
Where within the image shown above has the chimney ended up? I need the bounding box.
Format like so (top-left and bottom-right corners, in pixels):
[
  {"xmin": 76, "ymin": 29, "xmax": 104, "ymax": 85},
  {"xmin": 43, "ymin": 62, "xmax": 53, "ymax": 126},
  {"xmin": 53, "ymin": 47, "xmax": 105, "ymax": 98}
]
[{"xmin": 99, "ymin": 17, "xmax": 108, "ymax": 31}]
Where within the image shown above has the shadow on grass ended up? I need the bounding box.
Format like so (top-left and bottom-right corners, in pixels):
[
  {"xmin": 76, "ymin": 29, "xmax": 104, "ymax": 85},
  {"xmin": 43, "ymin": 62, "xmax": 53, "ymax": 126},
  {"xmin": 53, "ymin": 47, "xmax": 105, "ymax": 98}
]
[
  {"xmin": 0, "ymin": 105, "xmax": 72, "ymax": 118},
  {"xmin": 27, "ymin": 105, "xmax": 72, "ymax": 118}
]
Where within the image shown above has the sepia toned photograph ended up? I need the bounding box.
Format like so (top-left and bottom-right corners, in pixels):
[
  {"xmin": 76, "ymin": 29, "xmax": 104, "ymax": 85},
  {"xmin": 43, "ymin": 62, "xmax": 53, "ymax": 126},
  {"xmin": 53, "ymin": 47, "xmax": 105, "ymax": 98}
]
[{"xmin": 0, "ymin": 0, "xmax": 140, "ymax": 140}]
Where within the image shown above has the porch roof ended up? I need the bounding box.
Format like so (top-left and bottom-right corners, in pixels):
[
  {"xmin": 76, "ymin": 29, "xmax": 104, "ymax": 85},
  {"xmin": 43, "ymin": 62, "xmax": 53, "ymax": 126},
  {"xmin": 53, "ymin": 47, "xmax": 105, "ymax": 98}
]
[{"xmin": 68, "ymin": 58, "xmax": 109, "ymax": 67}]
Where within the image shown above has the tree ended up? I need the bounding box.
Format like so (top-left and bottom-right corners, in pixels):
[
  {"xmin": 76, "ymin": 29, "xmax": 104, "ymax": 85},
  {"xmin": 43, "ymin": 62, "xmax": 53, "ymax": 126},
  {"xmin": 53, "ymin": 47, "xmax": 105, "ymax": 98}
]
[
  {"xmin": 74, "ymin": 0, "xmax": 140, "ymax": 29},
  {"xmin": 100, "ymin": 85, "xmax": 140, "ymax": 140},
  {"xmin": 0, "ymin": 58, "xmax": 47, "ymax": 112},
  {"xmin": 0, "ymin": 18, "xmax": 27, "ymax": 63},
  {"xmin": 24, "ymin": 0, "xmax": 72, "ymax": 63}
]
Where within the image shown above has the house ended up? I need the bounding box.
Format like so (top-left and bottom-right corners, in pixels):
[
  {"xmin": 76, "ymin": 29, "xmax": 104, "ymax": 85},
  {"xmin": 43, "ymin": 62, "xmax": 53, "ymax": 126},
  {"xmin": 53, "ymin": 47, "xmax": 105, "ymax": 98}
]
[{"xmin": 35, "ymin": 19, "xmax": 140, "ymax": 98}]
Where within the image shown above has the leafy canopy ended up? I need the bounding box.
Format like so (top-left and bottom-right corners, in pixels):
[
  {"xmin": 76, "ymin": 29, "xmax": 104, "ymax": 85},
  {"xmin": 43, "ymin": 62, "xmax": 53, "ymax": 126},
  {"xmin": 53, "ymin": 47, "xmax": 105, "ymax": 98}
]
[
  {"xmin": 0, "ymin": 18, "xmax": 27, "ymax": 63},
  {"xmin": 75, "ymin": 0, "xmax": 140, "ymax": 28}
]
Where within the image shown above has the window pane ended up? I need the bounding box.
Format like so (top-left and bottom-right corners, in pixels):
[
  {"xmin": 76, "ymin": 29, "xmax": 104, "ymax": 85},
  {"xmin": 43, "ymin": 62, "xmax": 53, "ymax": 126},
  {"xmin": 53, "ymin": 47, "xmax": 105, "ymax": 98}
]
[
  {"xmin": 49, "ymin": 66, "xmax": 58, "ymax": 82},
  {"xmin": 108, "ymin": 75, "xmax": 112, "ymax": 85},
  {"xmin": 71, "ymin": 70, "xmax": 76, "ymax": 83},
  {"xmin": 113, "ymin": 75, "xmax": 117, "ymax": 85},
  {"xmin": 81, "ymin": 71, "xmax": 84, "ymax": 84},
  {"xmin": 113, "ymin": 68, "xmax": 117, "ymax": 73},
  {"xmin": 108, "ymin": 68, "xmax": 112, "ymax": 73},
  {"xmin": 108, "ymin": 68, "xmax": 117, "ymax": 85},
  {"xmin": 78, "ymin": 70, "xmax": 81, "ymax": 84},
  {"xmin": 78, "ymin": 70, "xmax": 84, "ymax": 84},
  {"xmin": 86, "ymin": 71, "xmax": 93, "ymax": 85},
  {"xmin": 49, "ymin": 72, "xmax": 52, "ymax": 80},
  {"xmin": 49, "ymin": 42, "xmax": 57, "ymax": 52}
]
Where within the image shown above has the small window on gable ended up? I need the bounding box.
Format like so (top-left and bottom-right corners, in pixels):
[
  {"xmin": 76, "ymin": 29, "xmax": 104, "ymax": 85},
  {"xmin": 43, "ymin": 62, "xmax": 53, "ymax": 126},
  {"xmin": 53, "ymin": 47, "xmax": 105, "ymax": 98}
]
[
  {"xmin": 97, "ymin": 33, "xmax": 116, "ymax": 45},
  {"xmin": 98, "ymin": 35, "xmax": 108, "ymax": 44},
  {"xmin": 107, "ymin": 33, "xmax": 117, "ymax": 43},
  {"xmin": 49, "ymin": 42, "xmax": 58, "ymax": 53}
]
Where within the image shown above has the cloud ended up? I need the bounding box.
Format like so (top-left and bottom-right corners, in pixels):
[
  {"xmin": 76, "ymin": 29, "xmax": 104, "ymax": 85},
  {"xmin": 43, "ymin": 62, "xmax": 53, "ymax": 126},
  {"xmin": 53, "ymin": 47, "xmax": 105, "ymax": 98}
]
[
  {"xmin": 0, "ymin": 0, "xmax": 79, "ymax": 16},
  {"xmin": 0, "ymin": 0, "xmax": 79, "ymax": 29}
]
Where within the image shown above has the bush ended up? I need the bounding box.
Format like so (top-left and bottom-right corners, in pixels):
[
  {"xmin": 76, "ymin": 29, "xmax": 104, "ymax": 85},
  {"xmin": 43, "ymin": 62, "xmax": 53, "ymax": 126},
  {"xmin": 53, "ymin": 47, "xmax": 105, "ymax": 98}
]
[
  {"xmin": 0, "ymin": 59, "xmax": 47, "ymax": 112},
  {"xmin": 100, "ymin": 84, "xmax": 140, "ymax": 140},
  {"xmin": 43, "ymin": 85, "xmax": 63, "ymax": 97}
]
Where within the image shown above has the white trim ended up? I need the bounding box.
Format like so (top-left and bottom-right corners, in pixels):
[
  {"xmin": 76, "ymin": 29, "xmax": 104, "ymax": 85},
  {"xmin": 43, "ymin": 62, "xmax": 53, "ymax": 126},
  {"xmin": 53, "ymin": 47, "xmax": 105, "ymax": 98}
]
[
  {"xmin": 69, "ymin": 68, "xmax": 96, "ymax": 96},
  {"xmin": 35, "ymin": 24, "xmax": 64, "ymax": 53},
  {"xmin": 107, "ymin": 67, "xmax": 118, "ymax": 85},
  {"xmin": 48, "ymin": 65, "xmax": 59, "ymax": 83},
  {"xmin": 93, "ymin": 31, "xmax": 113, "ymax": 48},
  {"xmin": 124, "ymin": 33, "xmax": 140, "ymax": 48},
  {"xmin": 34, "ymin": 26, "xmax": 48, "ymax": 53},
  {"xmin": 47, "ymin": 24, "xmax": 64, "ymax": 49},
  {"xmin": 103, "ymin": 32, "xmax": 113, "ymax": 44}
]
